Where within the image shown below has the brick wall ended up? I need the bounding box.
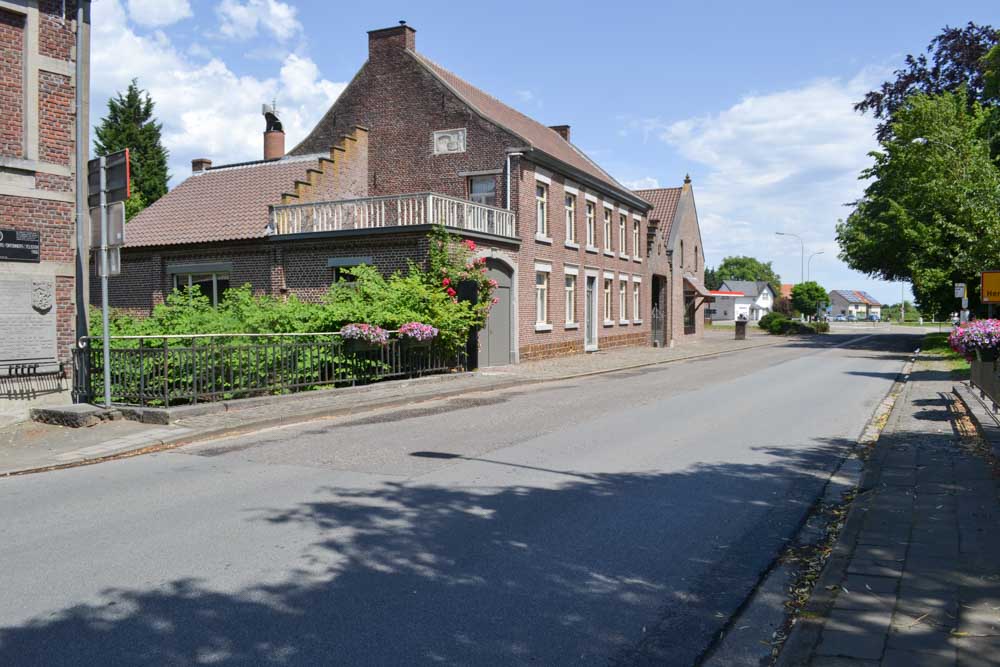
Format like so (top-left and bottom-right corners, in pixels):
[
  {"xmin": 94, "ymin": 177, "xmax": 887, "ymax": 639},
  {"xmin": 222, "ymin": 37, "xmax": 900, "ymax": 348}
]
[
  {"xmin": 289, "ymin": 127, "xmax": 369, "ymax": 205},
  {"xmin": 668, "ymin": 185, "xmax": 706, "ymax": 344},
  {"xmin": 38, "ymin": 71, "xmax": 73, "ymax": 165},
  {"xmin": 0, "ymin": 9, "xmax": 24, "ymax": 159},
  {"xmin": 37, "ymin": 0, "xmax": 74, "ymax": 60}
]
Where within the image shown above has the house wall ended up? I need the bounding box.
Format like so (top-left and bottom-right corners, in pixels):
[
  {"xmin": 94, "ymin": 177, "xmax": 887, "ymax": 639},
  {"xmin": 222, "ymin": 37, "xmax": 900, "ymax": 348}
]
[
  {"xmin": 668, "ymin": 185, "xmax": 706, "ymax": 342},
  {"xmin": 0, "ymin": 0, "xmax": 86, "ymax": 425}
]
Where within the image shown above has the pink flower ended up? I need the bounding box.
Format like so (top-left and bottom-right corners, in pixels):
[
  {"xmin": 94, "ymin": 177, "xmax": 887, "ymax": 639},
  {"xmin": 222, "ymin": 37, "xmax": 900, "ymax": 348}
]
[
  {"xmin": 464, "ymin": 239, "xmax": 477, "ymax": 251},
  {"xmin": 492, "ymin": 297, "xmax": 499, "ymax": 304},
  {"xmin": 478, "ymin": 257, "xmax": 487, "ymax": 264},
  {"xmin": 488, "ymin": 279, "xmax": 498, "ymax": 288},
  {"xmin": 446, "ymin": 287, "xmax": 457, "ymax": 297},
  {"xmin": 442, "ymin": 277, "xmax": 451, "ymax": 286}
]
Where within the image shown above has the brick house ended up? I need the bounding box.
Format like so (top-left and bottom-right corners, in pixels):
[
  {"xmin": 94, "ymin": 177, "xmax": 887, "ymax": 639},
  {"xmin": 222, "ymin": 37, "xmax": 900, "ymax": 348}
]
[
  {"xmin": 108, "ymin": 23, "xmax": 707, "ymax": 364},
  {"xmin": 0, "ymin": 1, "xmax": 89, "ymax": 424}
]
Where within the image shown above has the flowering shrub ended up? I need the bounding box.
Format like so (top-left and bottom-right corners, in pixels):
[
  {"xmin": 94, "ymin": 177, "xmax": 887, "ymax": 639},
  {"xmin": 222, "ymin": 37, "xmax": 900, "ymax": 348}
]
[
  {"xmin": 399, "ymin": 321, "xmax": 439, "ymax": 342},
  {"xmin": 340, "ymin": 323, "xmax": 389, "ymax": 345},
  {"xmin": 429, "ymin": 226, "xmax": 495, "ymax": 327},
  {"xmin": 949, "ymin": 319, "xmax": 1000, "ymax": 360}
]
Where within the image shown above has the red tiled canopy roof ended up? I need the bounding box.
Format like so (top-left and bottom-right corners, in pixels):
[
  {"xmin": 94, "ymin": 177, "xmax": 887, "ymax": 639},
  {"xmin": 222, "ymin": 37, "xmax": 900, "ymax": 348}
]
[
  {"xmin": 124, "ymin": 156, "xmax": 317, "ymax": 248},
  {"xmin": 633, "ymin": 187, "xmax": 682, "ymax": 237}
]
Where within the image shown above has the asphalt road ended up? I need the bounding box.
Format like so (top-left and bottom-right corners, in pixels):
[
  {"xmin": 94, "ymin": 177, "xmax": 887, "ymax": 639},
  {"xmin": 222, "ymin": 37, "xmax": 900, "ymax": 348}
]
[{"xmin": 0, "ymin": 332, "xmax": 918, "ymax": 666}]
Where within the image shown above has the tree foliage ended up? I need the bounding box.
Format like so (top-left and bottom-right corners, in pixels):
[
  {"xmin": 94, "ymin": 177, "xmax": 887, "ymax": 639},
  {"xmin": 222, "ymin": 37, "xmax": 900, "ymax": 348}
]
[
  {"xmin": 714, "ymin": 256, "xmax": 781, "ymax": 295},
  {"xmin": 837, "ymin": 90, "xmax": 1000, "ymax": 316},
  {"xmin": 703, "ymin": 266, "xmax": 721, "ymax": 291},
  {"xmin": 94, "ymin": 79, "xmax": 169, "ymax": 219},
  {"xmin": 790, "ymin": 281, "xmax": 829, "ymax": 317},
  {"xmin": 856, "ymin": 23, "xmax": 999, "ymax": 142}
]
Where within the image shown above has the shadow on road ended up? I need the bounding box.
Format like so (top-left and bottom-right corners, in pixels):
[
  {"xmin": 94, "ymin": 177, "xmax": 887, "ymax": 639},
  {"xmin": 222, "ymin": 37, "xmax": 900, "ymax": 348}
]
[{"xmin": 0, "ymin": 436, "xmax": 872, "ymax": 666}]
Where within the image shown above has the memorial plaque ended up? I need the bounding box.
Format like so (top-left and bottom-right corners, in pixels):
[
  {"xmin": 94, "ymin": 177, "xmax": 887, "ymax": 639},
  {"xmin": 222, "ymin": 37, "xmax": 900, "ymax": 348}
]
[
  {"xmin": 0, "ymin": 228, "xmax": 41, "ymax": 263},
  {"xmin": 0, "ymin": 277, "xmax": 57, "ymax": 363}
]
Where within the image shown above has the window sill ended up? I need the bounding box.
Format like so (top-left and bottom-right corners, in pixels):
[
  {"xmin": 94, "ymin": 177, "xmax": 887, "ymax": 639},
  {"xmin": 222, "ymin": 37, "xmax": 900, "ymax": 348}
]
[
  {"xmin": 633, "ymin": 319, "xmax": 643, "ymax": 325},
  {"xmin": 603, "ymin": 320, "xmax": 615, "ymax": 327},
  {"xmin": 534, "ymin": 323, "xmax": 553, "ymax": 332},
  {"xmin": 585, "ymin": 245, "xmax": 599, "ymax": 254},
  {"xmin": 618, "ymin": 319, "xmax": 629, "ymax": 326},
  {"xmin": 564, "ymin": 240, "xmax": 580, "ymax": 250},
  {"xmin": 618, "ymin": 253, "xmax": 629, "ymax": 260},
  {"xmin": 603, "ymin": 250, "xmax": 615, "ymax": 258},
  {"xmin": 535, "ymin": 234, "xmax": 553, "ymax": 245},
  {"xmin": 633, "ymin": 256, "xmax": 643, "ymax": 263},
  {"xmin": 564, "ymin": 322, "xmax": 579, "ymax": 330}
]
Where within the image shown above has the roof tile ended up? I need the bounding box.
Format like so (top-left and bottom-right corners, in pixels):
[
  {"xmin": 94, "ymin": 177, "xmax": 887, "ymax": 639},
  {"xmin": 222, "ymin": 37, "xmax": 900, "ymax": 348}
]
[{"xmin": 633, "ymin": 187, "xmax": 681, "ymax": 238}]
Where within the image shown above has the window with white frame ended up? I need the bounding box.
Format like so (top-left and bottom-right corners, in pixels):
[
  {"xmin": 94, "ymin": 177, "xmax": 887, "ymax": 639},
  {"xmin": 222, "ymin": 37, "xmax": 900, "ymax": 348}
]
[
  {"xmin": 633, "ymin": 280, "xmax": 641, "ymax": 320},
  {"xmin": 565, "ymin": 273, "xmax": 577, "ymax": 324},
  {"xmin": 619, "ymin": 214, "xmax": 627, "ymax": 255},
  {"xmin": 535, "ymin": 270, "xmax": 549, "ymax": 324},
  {"xmin": 469, "ymin": 175, "xmax": 496, "ymax": 206},
  {"xmin": 565, "ymin": 194, "xmax": 576, "ymax": 243},
  {"xmin": 619, "ymin": 279, "xmax": 627, "ymax": 321},
  {"xmin": 536, "ymin": 184, "xmax": 548, "ymax": 237},
  {"xmin": 603, "ymin": 208, "xmax": 612, "ymax": 250},
  {"xmin": 633, "ymin": 220, "xmax": 641, "ymax": 258},
  {"xmin": 603, "ymin": 278, "xmax": 613, "ymax": 322},
  {"xmin": 173, "ymin": 271, "xmax": 230, "ymax": 306},
  {"xmin": 586, "ymin": 202, "xmax": 596, "ymax": 247}
]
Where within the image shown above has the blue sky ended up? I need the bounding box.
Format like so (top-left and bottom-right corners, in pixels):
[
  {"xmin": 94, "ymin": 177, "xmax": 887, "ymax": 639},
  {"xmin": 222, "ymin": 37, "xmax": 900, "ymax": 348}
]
[{"xmin": 93, "ymin": 0, "xmax": 998, "ymax": 305}]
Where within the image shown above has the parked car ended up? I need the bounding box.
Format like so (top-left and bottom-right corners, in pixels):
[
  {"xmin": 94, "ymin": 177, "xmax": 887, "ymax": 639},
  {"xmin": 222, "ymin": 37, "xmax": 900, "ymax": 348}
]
[
  {"xmin": 846, "ymin": 314, "xmax": 857, "ymax": 322},
  {"xmin": 834, "ymin": 314, "xmax": 847, "ymax": 322},
  {"xmin": 868, "ymin": 314, "xmax": 880, "ymax": 321}
]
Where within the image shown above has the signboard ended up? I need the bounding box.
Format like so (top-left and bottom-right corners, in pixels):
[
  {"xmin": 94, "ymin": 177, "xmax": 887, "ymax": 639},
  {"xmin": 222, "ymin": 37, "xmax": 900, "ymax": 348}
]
[
  {"xmin": 89, "ymin": 201, "xmax": 126, "ymax": 248},
  {"xmin": 87, "ymin": 148, "xmax": 130, "ymax": 208},
  {"xmin": 954, "ymin": 283, "xmax": 966, "ymax": 299},
  {"xmin": 982, "ymin": 272, "xmax": 1000, "ymax": 304},
  {"xmin": 0, "ymin": 228, "xmax": 41, "ymax": 263},
  {"xmin": 99, "ymin": 247, "xmax": 121, "ymax": 278}
]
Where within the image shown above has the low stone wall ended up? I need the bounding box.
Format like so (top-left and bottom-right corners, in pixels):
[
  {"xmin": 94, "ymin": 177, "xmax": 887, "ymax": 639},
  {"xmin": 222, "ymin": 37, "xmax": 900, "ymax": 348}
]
[{"xmin": 519, "ymin": 332, "xmax": 649, "ymax": 362}]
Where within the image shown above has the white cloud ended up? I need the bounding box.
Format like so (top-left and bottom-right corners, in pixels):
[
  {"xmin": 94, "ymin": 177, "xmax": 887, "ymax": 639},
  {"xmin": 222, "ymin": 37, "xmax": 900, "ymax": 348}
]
[
  {"xmin": 640, "ymin": 68, "xmax": 905, "ymax": 302},
  {"xmin": 216, "ymin": 0, "xmax": 302, "ymax": 41},
  {"xmin": 91, "ymin": 0, "xmax": 344, "ymax": 182},
  {"xmin": 125, "ymin": 0, "xmax": 191, "ymax": 28},
  {"xmin": 623, "ymin": 177, "xmax": 660, "ymax": 190}
]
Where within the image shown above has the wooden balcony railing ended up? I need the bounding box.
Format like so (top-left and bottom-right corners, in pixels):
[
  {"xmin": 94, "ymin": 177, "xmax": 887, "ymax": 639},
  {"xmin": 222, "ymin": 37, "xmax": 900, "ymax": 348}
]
[{"xmin": 268, "ymin": 192, "xmax": 517, "ymax": 239}]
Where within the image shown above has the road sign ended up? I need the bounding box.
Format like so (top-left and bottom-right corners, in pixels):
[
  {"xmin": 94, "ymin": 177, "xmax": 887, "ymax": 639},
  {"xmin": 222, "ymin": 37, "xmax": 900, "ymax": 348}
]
[
  {"xmin": 89, "ymin": 201, "xmax": 125, "ymax": 248},
  {"xmin": 954, "ymin": 283, "xmax": 966, "ymax": 299},
  {"xmin": 87, "ymin": 148, "xmax": 130, "ymax": 208},
  {"xmin": 981, "ymin": 272, "xmax": 1000, "ymax": 304}
]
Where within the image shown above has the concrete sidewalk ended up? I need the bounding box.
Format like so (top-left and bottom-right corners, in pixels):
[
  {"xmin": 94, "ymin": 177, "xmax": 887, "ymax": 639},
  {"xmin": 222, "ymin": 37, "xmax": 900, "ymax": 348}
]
[
  {"xmin": 0, "ymin": 329, "xmax": 776, "ymax": 477},
  {"xmin": 778, "ymin": 356, "xmax": 1000, "ymax": 667}
]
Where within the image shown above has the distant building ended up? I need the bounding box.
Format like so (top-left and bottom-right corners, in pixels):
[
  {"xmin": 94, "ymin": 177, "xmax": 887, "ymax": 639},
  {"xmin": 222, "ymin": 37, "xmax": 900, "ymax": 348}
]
[
  {"xmin": 829, "ymin": 290, "xmax": 882, "ymax": 319},
  {"xmin": 710, "ymin": 281, "xmax": 775, "ymax": 322}
]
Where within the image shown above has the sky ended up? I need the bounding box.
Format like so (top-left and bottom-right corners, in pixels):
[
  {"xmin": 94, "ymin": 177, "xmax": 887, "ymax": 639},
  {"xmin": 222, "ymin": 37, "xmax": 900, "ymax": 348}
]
[{"xmin": 91, "ymin": 0, "xmax": 999, "ymax": 305}]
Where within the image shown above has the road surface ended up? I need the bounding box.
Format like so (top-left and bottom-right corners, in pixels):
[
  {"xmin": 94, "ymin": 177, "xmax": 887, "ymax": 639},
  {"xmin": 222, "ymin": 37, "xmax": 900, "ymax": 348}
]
[{"xmin": 0, "ymin": 331, "xmax": 917, "ymax": 665}]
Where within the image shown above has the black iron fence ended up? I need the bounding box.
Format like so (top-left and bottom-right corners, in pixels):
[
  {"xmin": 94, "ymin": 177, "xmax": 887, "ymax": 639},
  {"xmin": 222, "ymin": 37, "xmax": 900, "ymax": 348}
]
[
  {"xmin": 970, "ymin": 358, "xmax": 1000, "ymax": 410},
  {"xmin": 73, "ymin": 332, "xmax": 464, "ymax": 407}
]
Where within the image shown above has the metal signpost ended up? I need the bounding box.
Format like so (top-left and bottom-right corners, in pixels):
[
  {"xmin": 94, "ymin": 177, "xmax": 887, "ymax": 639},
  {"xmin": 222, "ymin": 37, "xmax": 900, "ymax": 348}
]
[
  {"xmin": 955, "ymin": 282, "xmax": 968, "ymax": 323},
  {"xmin": 87, "ymin": 149, "xmax": 129, "ymax": 407}
]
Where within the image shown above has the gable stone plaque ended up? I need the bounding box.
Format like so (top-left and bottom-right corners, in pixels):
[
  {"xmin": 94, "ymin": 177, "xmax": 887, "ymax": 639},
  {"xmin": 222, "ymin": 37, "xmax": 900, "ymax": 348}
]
[{"xmin": 0, "ymin": 277, "xmax": 57, "ymax": 363}]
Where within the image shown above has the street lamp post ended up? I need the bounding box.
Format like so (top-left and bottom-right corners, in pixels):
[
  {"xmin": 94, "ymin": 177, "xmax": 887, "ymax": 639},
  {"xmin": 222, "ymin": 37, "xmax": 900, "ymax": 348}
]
[
  {"xmin": 807, "ymin": 251, "xmax": 824, "ymax": 282},
  {"xmin": 775, "ymin": 231, "xmax": 804, "ymax": 284}
]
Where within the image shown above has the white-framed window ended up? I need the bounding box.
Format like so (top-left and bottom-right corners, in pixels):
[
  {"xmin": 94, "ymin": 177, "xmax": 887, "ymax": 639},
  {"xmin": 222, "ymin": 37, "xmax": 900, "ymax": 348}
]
[
  {"xmin": 633, "ymin": 281, "xmax": 641, "ymax": 321},
  {"xmin": 173, "ymin": 272, "xmax": 230, "ymax": 306},
  {"xmin": 619, "ymin": 278, "xmax": 628, "ymax": 323},
  {"xmin": 603, "ymin": 208, "xmax": 612, "ymax": 250},
  {"xmin": 535, "ymin": 266, "xmax": 550, "ymax": 326},
  {"xmin": 633, "ymin": 219, "xmax": 641, "ymax": 258},
  {"xmin": 469, "ymin": 175, "xmax": 496, "ymax": 206},
  {"xmin": 603, "ymin": 278, "xmax": 613, "ymax": 322},
  {"xmin": 586, "ymin": 202, "xmax": 596, "ymax": 248},
  {"xmin": 565, "ymin": 273, "xmax": 577, "ymax": 324},
  {"xmin": 619, "ymin": 214, "xmax": 627, "ymax": 255},
  {"xmin": 564, "ymin": 193, "xmax": 576, "ymax": 243},
  {"xmin": 536, "ymin": 184, "xmax": 548, "ymax": 238}
]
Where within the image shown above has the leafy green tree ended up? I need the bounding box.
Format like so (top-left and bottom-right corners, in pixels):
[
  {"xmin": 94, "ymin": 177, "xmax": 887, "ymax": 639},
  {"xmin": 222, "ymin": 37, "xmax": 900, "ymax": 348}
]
[
  {"xmin": 836, "ymin": 90, "xmax": 1000, "ymax": 317},
  {"xmin": 94, "ymin": 79, "xmax": 169, "ymax": 219},
  {"xmin": 703, "ymin": 266, "xmax": 721, "ymax": 290},
  {"xmin": 715, "ymin": 256, "xmax": 781, "ymax": 295},
  {"xmin": 882, "ymin": 301, "xmax": 922, "ymax": 322},
  {"xmin": 791, "ymin": 281, "xmax": 829, "ymax": 317}
]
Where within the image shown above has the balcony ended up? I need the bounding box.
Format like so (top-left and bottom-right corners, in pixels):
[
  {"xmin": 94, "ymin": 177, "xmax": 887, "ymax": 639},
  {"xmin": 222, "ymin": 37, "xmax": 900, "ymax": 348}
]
[{"xmin": 268, "ymin": 192, "xmax": 517, "ymax": 240}]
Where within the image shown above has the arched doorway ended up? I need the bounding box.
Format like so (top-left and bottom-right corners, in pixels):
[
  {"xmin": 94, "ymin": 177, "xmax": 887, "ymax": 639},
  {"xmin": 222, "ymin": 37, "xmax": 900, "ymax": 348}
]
[{"xmin": 480, "ymin": 258, "xmax": 513, "ymax": 366}]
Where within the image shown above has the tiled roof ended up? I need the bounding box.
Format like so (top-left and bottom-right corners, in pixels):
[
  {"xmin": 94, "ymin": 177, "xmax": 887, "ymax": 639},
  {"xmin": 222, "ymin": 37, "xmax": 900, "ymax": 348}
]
[
  {"xmin": 780, "ymin": 283, "xmax": 794, "ymax": 299},
  {"xmin": 124, "ymin": 156, "xmax": 319, "ymax": 248},
  {"xmin": 410, "ymin": 52, "xmax": 639, "ymax": 203},
  {"xmin": 831, "ymin": 290, "xmax": 882, "ymax": 306},
  {"xmin": 633, "ymin": 187, "xmax": 682, "ymax": 237},
  {"xmin": 721, "ymin": 280, "xmax": 772, "ymax": 298}
]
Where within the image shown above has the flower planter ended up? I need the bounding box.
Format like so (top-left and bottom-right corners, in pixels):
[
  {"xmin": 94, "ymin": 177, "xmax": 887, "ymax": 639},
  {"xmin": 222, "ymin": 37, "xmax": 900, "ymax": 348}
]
[
  {"xmin": 976, "ymin": 348, "xmax": 998, "ymax": 363},
  {"xmin": 343, "ymin": 339, "xmax": 383, "ymax": 355}
]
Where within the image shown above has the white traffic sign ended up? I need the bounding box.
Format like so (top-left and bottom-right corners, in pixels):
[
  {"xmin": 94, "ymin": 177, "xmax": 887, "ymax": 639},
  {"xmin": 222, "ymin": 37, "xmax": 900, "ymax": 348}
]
[
  {"xmin": 954, "ymin": 283, "xmax": 966, "ymax": 299},
  {"xmin": 89, "ymin": 201, "xmax": 125, "ymax": 248}
]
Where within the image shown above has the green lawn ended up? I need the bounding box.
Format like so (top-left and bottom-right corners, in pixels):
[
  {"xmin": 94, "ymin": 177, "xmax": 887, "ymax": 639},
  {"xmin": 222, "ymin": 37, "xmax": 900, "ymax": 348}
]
[{"xmin": 922, "ymin": 332, "xmax": 970, "ymax": 378}]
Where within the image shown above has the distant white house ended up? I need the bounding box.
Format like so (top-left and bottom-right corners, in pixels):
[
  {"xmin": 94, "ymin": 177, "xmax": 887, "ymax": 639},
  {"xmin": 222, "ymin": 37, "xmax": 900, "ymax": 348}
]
[
  {"xmin": 829, "ymin": 290, "xmax": 882, "ymax": 319},
  {"xmin": 710, "ymin": 281, "xmax": 776, "ymax": 322}
]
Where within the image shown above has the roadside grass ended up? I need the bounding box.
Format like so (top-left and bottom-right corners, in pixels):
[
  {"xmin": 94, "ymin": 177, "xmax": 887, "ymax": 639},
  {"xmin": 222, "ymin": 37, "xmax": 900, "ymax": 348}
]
[{"xmin": 922, "ymin": 332, "xmax": 969, "ymax": 379}]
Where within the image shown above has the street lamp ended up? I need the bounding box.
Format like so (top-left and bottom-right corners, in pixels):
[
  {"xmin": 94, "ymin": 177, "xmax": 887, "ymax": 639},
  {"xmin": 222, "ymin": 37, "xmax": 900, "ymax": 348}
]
[
  {"xmin": 807, "ymin": 251, "xmax": 824, "ymax": 282},
  {"xmin": 775, "ymin": 231, "xmax": 804, "ymax": 284}
]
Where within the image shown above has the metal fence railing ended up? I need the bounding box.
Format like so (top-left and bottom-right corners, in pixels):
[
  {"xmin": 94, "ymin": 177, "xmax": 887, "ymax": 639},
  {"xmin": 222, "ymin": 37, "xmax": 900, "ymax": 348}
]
[
  {"xmin": 970, "ymin": 358, "xmax": 1000, "ymax": 409},
  {"xmin": 72, "ymin": 332, "xmax": 464, "ymax": 408}
]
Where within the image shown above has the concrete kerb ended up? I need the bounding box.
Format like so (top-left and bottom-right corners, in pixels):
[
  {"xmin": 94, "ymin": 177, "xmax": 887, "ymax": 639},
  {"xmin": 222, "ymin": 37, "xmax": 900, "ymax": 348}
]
[
  {"xmin": 773, "ymin": 350, "xmax": 918, "ymax": 667},
  {"xmin": 953, "ymin": 381, "xmax": 1000, "ymax": 458},
  {"xmin": 5, "ymin": 336, "xmax": 787, "ymax": 478}
]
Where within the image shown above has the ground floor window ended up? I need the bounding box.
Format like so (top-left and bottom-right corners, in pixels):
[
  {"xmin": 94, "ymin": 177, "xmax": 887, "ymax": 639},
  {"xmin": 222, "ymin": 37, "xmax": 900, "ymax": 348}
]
[
  {"xmin": 565, "ymin": 274, "xmax": 577, "ymax": 324},
  {"xmin": 603, "ymin": 278, "xmax": 613, "ymax": 322},
  {"xmin": 535, "ymin": 271, "xmax": 549, "ymax": 324},
  {"xmin": 633, "ymin": 282, "xmax": 641, "ymax": 321},
  {"xmin": 618, "ymin": 280, "xmax": 627, "ymax": 322},
  {"xmin": 173, "ymin": 272, "xmax": 230, "ymax": 306}
]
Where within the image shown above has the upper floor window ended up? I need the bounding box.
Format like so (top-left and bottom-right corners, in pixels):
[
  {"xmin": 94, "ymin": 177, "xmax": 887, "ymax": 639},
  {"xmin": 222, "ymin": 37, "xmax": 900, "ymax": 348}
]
[
  {"xmin": 633, "ymin": 220, "xmax": 641, "ymax": 258},
  {"xmin": 565, "ymin": 194, "xmax": 576, "ymax": 243},
  {"xmin": 536, "ymin": 184, "xmax": 549, "ymax": 237},
  {"xmin": 586, "ymin": 203, "xmax": 596, "ymax": 247},
  {"xmin": 619, "ymin": 214, "xmax": 627, "ymax": 255},
  {"xmin": 603, "ymin": 209, "xmax": 612, "ymax": 250},
  {"xmin": 469, "ymin": 175, "xmax": 496, "ymax": 206},
  {"xmin": 694, "ymin": 245, "xmax": 699, "ymax": 270}
]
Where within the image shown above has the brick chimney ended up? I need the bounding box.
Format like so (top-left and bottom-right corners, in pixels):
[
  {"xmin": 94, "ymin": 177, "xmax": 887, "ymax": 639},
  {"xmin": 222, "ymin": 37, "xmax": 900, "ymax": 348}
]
[
  {"xmin": 549, "ymin": 125, "xmax": 571, "ymax": 141},
  {"xmin": 368, "ymin": 21, "xmax": 416, "ymax": 59},
  {"xmin": 191, "ymin": 158, "xmax": 212, "ymax": 173},
  {"xmin": 262, "ymin": 103, "xmax": 284, "ymax": 160}
]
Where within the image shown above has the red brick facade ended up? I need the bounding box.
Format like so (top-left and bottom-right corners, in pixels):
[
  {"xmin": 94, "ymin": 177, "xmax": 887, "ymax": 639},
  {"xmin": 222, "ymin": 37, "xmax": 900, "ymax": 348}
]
[{"xmin": 0, "ymin": 9, "xmax": 24, "ymax": 159}]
